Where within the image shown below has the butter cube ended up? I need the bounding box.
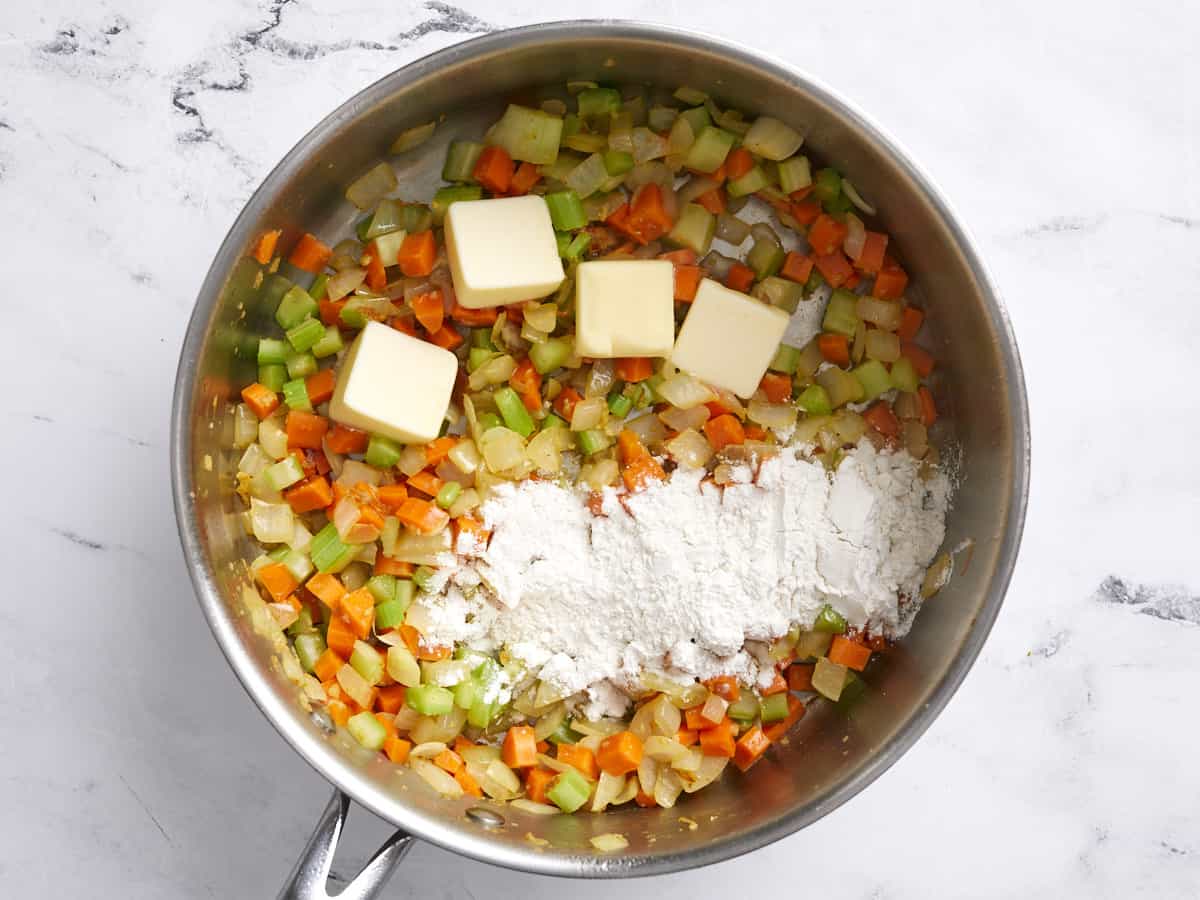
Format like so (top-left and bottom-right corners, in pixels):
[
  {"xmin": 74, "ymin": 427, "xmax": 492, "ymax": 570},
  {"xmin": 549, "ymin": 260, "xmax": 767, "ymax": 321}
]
[
  {"xmin": 574, "ymin": 260, "xmax": 675, "ymax": 359},
  {"xmin": 328, "ymin": 321, "xmax": 458, "ymax": 444},
  {"xmin": 670, "ymin": 278, "xmax": 790, "ymax": 398},
  {"xmin": 445, "ymin": 195, "xmax": 564, "ymax": 309}
]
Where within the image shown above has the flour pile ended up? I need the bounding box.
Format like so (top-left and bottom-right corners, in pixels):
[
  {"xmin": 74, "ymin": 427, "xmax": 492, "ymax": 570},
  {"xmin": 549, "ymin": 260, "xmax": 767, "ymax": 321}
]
[{"xmin": 407, "ymin": 441, "xmax": 951, "ymax": 718}]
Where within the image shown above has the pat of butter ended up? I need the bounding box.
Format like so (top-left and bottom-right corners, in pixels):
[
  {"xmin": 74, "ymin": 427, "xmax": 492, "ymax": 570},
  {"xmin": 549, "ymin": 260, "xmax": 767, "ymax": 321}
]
[
  {"xmin": 575, "ymin": 259, "xmax": 676, "ymax": 359},
  {"xmin": 328, "ymin": 321, "xmax": 458, "ymax": 444},
  {"xmin": 670, "ymin": 278, "xmax": 790, "ymax": 398},
  {"xmin": 444, "ymin": 195, "xmax": 564, "ymax": 309}
]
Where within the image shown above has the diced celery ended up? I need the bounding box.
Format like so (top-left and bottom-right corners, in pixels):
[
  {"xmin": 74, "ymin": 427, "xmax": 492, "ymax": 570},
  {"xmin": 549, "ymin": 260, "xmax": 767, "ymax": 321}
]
[
  {"xmin": 769, "ymin": 344, "xmax": 802, "ymax": 374},
  {"xmin": 347, "ymin": 711, "xmax": 387, "ymax": 750},
  {"xmin": 889, "ymin": 357, "xmax": 920, "ymax": 393},
  {"xmin": 435, "ymin": 481, "xmax": 462, "ymax": 509},
  {"xmin": 285, "ymin": 351, "xmax": 318, "ymax": 380},
  {"xmin": 816, "ymin": 367, "xmax": 864, "ymax": 408},
  {"xmin": 546, "ymin": 768, "xmax": 591, "ymax": 813},
  {"xmin": 258, "ymin": 364, "xmax": 286, "ymax": 392},
  {"xmin": 365, "ymin": 434, "xmax": 402, "ymax": 469},
  {"xmin": 673, "ymin": 86, "xmax": 709, "ymax": 105},
  {"xmin": 837, "ymin": 669, "xmax": 867, "ymax": 707},
  {"xmin": 494, "ymin": 387, "xmax": 535, "ymax": 437},
  {"xmin": 400, "ymin": 204, "xmax": 433, "ymax": 233},
  {"xmin": 529, "ymin": 338, "xmax": 572, "ymax": 374},
  {"xmin": 308, "ymin": 274, "xmax": 328, "ymax": 302},
  {"xmin": 468, "ymin": 348, "xmax": 499, "ymax": 373},
  {"xmin": 577, "ymin": 87, "xmax": 621, "ymax": 118},
  {"xmin": 794, "ymin": 629, "xmax": 834, "ymax": 661},
  {"xmin": 564, "ymin": 231, "xmax": 591, "ymax": 261},
  {"xmin": 545, "ymin": 190, "xmax": 587, "ymax": 231},
  {"xmin": 258, "ymin": 337, "xmax": 289, "ymax": 366},
  {"xmin": 607, "ymin": 391, "xmax": 633, "ymax": 418},
  {"xmin": 286, "ymin": 317, "xmax": 326, "ymax": 353},
  {"xmin": 431, "ymin": 185, "xmax": 483, "ymax": 225},
  {"xmin": 261, "ymin": 274, "xmax": 293, "ymax": 309},
  {"xmin": 852, "ymin": 360, "xmax": 892, "ymax": 401},
  {"xmin": 366, "ymin": 574, "xmax": 396, "ymax": 605},
  {"xmin": 747, "ymin": 239, "xmax": 785, "ymax": 280},
  {"xmin": 453, "ymin": 676, "xmax": 478, "ymax": 710},
  {"xmin": 561, "ymin": 112, "xmax": 582, "ymax": 138},
  {"xmin": 350, "ymin": 640, "xmax": 384, "ymax": 685},
  {"xmin": 760, "ymin": 692, "xmax": 790, "ymax": 723},
  {"xmin": 777, "ymin": 156, "xmax": 812, "ymax": 194},
  {"xmin": 362, "ymin": 197, "xmax": 405, "ymax": 239},
  {"xmin": 563, "ymin": 132, "xmax": 608, "ymax": 154},
  {"xmin": 648, "ymin": 105, "xmax": 678, "ymax": 132},
  {"xmin": 677, "ymin": 106, "xmax": 711, "ymax": 138},
  {"xmin": 372, "ymin": 229, "xmax": 407, "ymax": 267},
  {"xmin": 467, "ymin": 698, "xmax": 498, "ymax": 729},
  {"xmin": 667, "ymin": 203, "xmax": 716, "ymax": 255},
  {"xmin": 310, "ymin": 523, "xmax": 355, "ymax": 573},
  {"xmin": 813, "ymin": 167, "xmax": 842, "ymax": 208},
  {"xmin": 287, "ymin": 606, "xmax": 316, "ymax": 637},
  {"xmin": 282, "ymin": 378, "xmax": 312, "ymax": 412},
  {"xmin": 489, "ymin": 104, "xmax": 563, "ymax": 165},
  {"xmin": 822, "ymin": 289, "xmax": 860, "ymax": 338},
  {"xmin": 283, "ymin": 548, "xmax": 313, "ymax": 582},
  {"xmin": 797, "ymin": 384, "xmax": 833, "ymax": 416},
  {"xmin": 603, "ymin": 149, "xmax": 634, "ymax": 175},
  {"xmin": 413, "ymin": 566, "xmax": 436, "ymax": 590},
  {"xmin": 442, "ymin": 140, "xmax": 484, "ymax": 183},
  {"xmin": 406, "ymin": 684, "xmax": 454, "ymax": 716},
  {"xmin": 547, "ymin": 719, "xmax": 579, "ymax": 745},
  {"xmin": 805, "ymin": 268, "xmax": 826, "ymax": 293},
  {"xmin": 727, "ymin": 165, "xmax": 770, "ymax": 198},
  {"xmin": 727, "ymin": 693, "xmax": 761, "ymax": 721},
  {"xmin": 477, "ymin": 412, "xmax": 502, "ymax": 432},
  {"xmin": 374, "ymin": 596, "xmax": 408, "ymax": 630},
  {"xmin": 577, "ymin": 429, "xmax": 610, "ymax": 455},
  {"xmin": 555, "ymin": 232, "xmax": 571, "ymax": 257},
  {"xmin": 541, "ymin": 413, "xmax": 567, "ymax": 430},
  {"xmin": 310, "ymin": 326, "xmax": 343, "ymax": 360},
  {"xmin": 683, "ymin": 126, "xmax": 735, "ymax": 174},
  {"xmin": 813, "ymin": 604, "xmax": 848, "ymax": 634},
  {"xmin": 471, "ymin": 328, "xmax": 496, "ymax": 350},
  {"xmin": 293, "ymin": 632, "xmax": 326, "ymax": 673},
  {"xmin": 276, "ymin": 286, "xmax": 319, "ymax": 330},
  {"xmin": 265, "ymin": 455, "xmax": 305, "ymax": 491}
]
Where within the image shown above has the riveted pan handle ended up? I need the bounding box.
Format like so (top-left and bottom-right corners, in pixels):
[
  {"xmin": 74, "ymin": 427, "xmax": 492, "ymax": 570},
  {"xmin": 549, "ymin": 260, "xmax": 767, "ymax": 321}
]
[{"xmin": 277, "ymin": 790, "xmax": 413, "ymax": 900}]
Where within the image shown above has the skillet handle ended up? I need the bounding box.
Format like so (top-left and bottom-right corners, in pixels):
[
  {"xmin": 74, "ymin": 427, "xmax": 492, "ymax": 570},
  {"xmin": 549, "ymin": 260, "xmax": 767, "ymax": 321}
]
[{"xmin": 277, "ymin": 789, "xmax": 414, "ymax": 900}]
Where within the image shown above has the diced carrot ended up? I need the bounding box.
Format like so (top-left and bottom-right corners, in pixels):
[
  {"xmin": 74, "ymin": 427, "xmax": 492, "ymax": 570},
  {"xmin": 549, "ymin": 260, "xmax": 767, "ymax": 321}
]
[
  {"xmin": 759, "ymin": 372, "xmax": 793, "ymax": 404},
  {"xmin": 363, "ymin": 244, "xmax": 387, "ymax": 291},
  {"xmin": 634, "ymin": 790, "xmax": 657, "ymax": 808},
  {"xmin": 828, "ymin": 635, "xmax": 872, "ymax": 671},
  {"xmin": 253, "ymin": 229, "xmax": 281, "ymax": 265},
  {"xmin": 616, "ymin": 429, "xmax": 666, "ymax": 492},
  {"xmin": 614, "ymin": 357, "xmax": 654, "ymax": 383},
  {"xmin": 288, "ymin": 233, "xmax": 332, "ymax": 273},
  {"xmin": 241, "ymin": 383, "xmax": 279, "ymax": 419},
  {"xmin": 326, "ymin": 424, "xmax": 369, "ymax": 455},
  {"xmin": 510, "ymin": 358, "xmax": 543, "ymax": 413},
  {"xmin": 702, "ymin": 414, "xmax": 745, "ymax": 452},
  {"xmin": 398, "ymin": 624, "xmax": 450, "ymax": 661},
  {"xmin": 676, "ymin": 728, "xmax": 698, "ymax": 747},
  {"xmin": 325, "ymin": 614, "xmax": 357, "ymax": 659},
  {"xmin": 427, "ymin": 325, "xmax": 464, "ymax": 351},
  {"xmin": 374, "ymin": 712, "xmax": 398, "ymax": 741},
  {"xmin": 449, "ymin": 301, "xmax": 498, "ymax": 326},
  {"xmin": 397, "ymin": 231, "xmax": 437, "ymax": 278},
  {"xmin": 384, "ymin": 736, "xmax": 412, "ymax": 764},
  {"xmin": 396, "ymin": 497, "xmax": 450, "ymax": 534},
  {"xmin": 725, "ymin": 262, "xmax": 755, "ymax": 293},
  {"xmin": 776, "ymin": 254, "xmax": 810, "ymax": 288},
  {"xmin": 813, "ymin": 250, "xmax": 854, "ymax": 288},
  {"xmin": 319, "ymin": 299, "xmax": 346, "ymax": 325},
  {"xmin": 855, "ymin": 231, "xmax": 888, "ymax": 274},
  {"xmin": 406, "ymin": 470, "xmax": 443, "ymax": 498},
  {"xmin": 453, "ymin": 515, "xmax": 489, "ymax": 553},
  {"xmin": 706, "ymin": 159, "xmax": 728, "ymax": 184},
  {"xmin": 524, "ymin": 767, "xmax": 556, "ymax": 804},
  {"xmin": 704, "ymin": 676, "xmax": 740, "ymax": 702},
  {"xmin": 339, "ymin": 588, "xmax": 375, "ymax": 641},
  {"xmin": 733, "ymin": 725, "xmax": 771, "ymax": 772},
  {"xmin": 326, "ymin": 699, "xmax": 353, "ymax": 728},
  {"xmin": 918, "ymin": 386, "xmax": 938, "ymax": 426},
  {"xmin": 556, "ymin": 743, "xmax": 599, "ymax": 781},
  {"xmin": 873, "ymin": 259, "xmax": 909, "ymax": 300},
  {"xmin": 790, "ymin": 200, "xmax": 821, "ymax": 226},
  {"xmin": 377, "ymin": 685, "xmax": 407, "ymax": 714},
  {"xmin": 863, "ymin": 401, "xmax": 900, "ymax": 438},
  {"xmin": 374, "ymin": 556, "xmax": 415, "ymax": 577},
  {"xmin": 658, "ymin": 248, "xmax": 698, "ymax": 266},
  {"xmin": 389, "ymin": 313, "xmax": 418, "ymax": 336},
  {"xmin": 454, "ymin": 768, "xmax": 483, "ymax": 798},
  {"xmin": 624, "ymin": 183, "xmax": 675, "ymax": 244},
  {"xmin": 257, "ymin": 562, "xmax": 298, "ymax": 602},
  {"xmin": 306, "ymin": 572, "xmax": 347, "ymax": 609},
  {"xmin": 375, "ymin": 484, "xmax": 408, "ymax": 512},
  {"xmin": 502, "ymin": 725, "xmax": 538, "ymax": 768},
  {"xmin": 596, "ymin": 731, "xmax": 643, "ymax": 776},
  {"xmin": 453, "ymin": 736, "xmax": 474, "ymax": 756},
  {"xmin": 408, "ymin": 289, "xmax": 444, "ymax": 335},
  {"xmin": 817, "ymin": 333, "xmax": 850, "ymax": 367},
  {"xmin": 844, "ymin": 271, "xmax": 862, "ymax": 290},
  {"xmin": 286, "ymin": 410, "xmax": 329, "ymax": 450},
  {"xmin": 285, "ymin": 476, "xmax": 334, "ymax": 514},
  {"xmin": 807, "ymin": 215, "xmax": 848, "ymax": 257},
  {"xmin": 763, "ymin": 696, "xmax": 806, "ymax": 742},
  {"xmin": 509, "ymin": 161, "xmax": 541, "ymax": 196},
  {"xmin": 698, "ymin": 718, "xmax": 735, "ymax": 758},
  {"xmin": 424, "ymin": 436, "xmax": 458, "ymax": 466},
  {"xmin": 684, "ymin": 707, "xmax": 719, "ymax": 732},
  {"xmin": 672, "ymin": 264, "xmax": 702, "ymax": 302},
  {"xmin": 696, "ymin": 187, "xmax": 726, "ymax": 215},
  {"xmin": 305, "ymin": 368, "xmax": 336, "ymax": 406},
  {"xmin": 313, "ymin": 649, "xmax": 344, "ymax": 683},
  {"xmin": 553, "ymin": 386, "xmax": 583, "ymax": 421},
  {"xmin": 900, "ymin": 341, "xmax": 935, "ymax": 378},
  {"xmin": 761, "ymin": 671, "xmax": 789, "ymax": 696},
  {"xmin": 788, "ymin": 664, "xmax": 816, "ymax": 693},
  {"xmin": 433, "ymin": 748, "xmax": 465, "ymax": 774},
  {"xmin": 725, "ymin": 147, "xmax": 754, "ymax": 180},
  {"xmin": 472, "ymin": 144, "xmax": 515, "ymax": 194},
  {"xmin": 743, "ymin": 424, "xmax": 768, "ymax": 441},
  {"xmin": 897, "ymin": 306, "xmax": 925, "ymax": 343}
]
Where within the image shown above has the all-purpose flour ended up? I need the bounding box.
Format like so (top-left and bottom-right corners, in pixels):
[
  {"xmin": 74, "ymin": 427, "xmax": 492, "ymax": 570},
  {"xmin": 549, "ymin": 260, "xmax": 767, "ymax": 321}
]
[{"xmin": 410, "ymin": 441, "xmax": 951, "ymax": 719}]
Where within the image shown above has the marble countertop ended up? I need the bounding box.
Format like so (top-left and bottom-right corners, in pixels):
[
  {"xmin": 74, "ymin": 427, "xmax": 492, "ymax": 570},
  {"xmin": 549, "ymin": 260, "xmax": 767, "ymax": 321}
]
[{"xmin": 4, "ymin": 1, "xmax": 1198, "ymax": 896}]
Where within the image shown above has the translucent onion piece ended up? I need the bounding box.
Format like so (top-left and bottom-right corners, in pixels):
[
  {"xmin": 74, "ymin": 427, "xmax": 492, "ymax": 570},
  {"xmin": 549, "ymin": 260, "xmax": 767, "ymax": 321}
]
[
  {"xmin": 590, "ymin": 834, "xmax": 629, "ymax": 852},
  {"xmin": 653, "ymin": 767, "xmax": 684, "ymax": 808},
  {"xmin": 259, "ymin": 416, "xmax": 289, "ymax": 460},
  {"xmin": 682, "ymin": 756, "xmax": 727, "ymax": 793},
  {"xmin": 411, "ymin": 759, "xmax": 463, "ymax": 798},
  {"xmin": 921, "ymin": 551, "xmax": 953, "ymax": 598},
  {"xmin": 665, "ymin": 428, "xmax": 713, "ymax": 469},
  {"xmin": 570, "ymin": 397, "xmax": 606, "ymax": 431},
  {"xmin": 579, "ymin": 458, "xmax": 619, "ymax": 490},
  {"xmin": 409, "ymin": 741, "xmax": 449, "ymax": 759},
  {"xmin": 637, "ymin": 754, "xmax": 659, "ymax": 795},
  {"xmin": 741, "ymin": 116, "xmax": 804, "ymax": 160},
  {"xmin": 631, "ymin": 127, "xmax": 668, "ymax": 163},
  {"xmin": 346, "ymin": 162, "xmax": 398, "ymax": 210},
  {"xmin": 238, "ymin": 442, "xmax": 272, "ymax": 477},
  {"xmin": 700, "ymin": 251, "xmax": 736, "ymax": 281},
  {"xmin": 525, "ymin": 428, "xmax": 564, "ymax": 474},
  {"xmin": 389, "ymin": 121, "xmax": 436, "ymax": 154},
  {"xmin": 644, "ymin": 736, "xmax": 689, "ymax": 764},
  {"xmin": 624, "ymin": 412, "xmax": 668, "ymax": 449},
  {"xmin": 511, "ymin": 799, "xmax": 559, "ymax": 816},
  {"xmin": 677, "ymin": 175, "xmax": 719, "ymax": 206},
  {"xmin": 388, "ymin": 528, "xmax": 452, "ymax": 565},
  {"xmin": 332, "ymin": 496, "xmax": 361, "ymax": 541},
  {"xmin": 233, "ymin": 404, "xmax": 258, "ymax": 448},
  {"xmin": 410, "ymin": 707, "xmax": 467, "ymax": 744},
  {"xmin": 566, "ymin": 153, "xmax": 610, "ymax": 199},
  {"xmin": 750, "ymin": 222, "xmax": 780, "ymax": 246},
  {"xmin": 395, "ymin": 445, "xmax": 427, "ymax": 478},
  {"xmin": 902, "ymin": 419, "xmax": 929, "ymax": 459},
  {"xmin": 335, "ymin": 459, "xmax": 383, "ymax": 487},
  {"xmin": 650, "ymin": 694, "xmax": 682, "ymax": 736},
  {"xmin": 658, "ymin": 404, "xmax": 710, "ymax": 433},
  {"xmin": 524, "ymin": 302, "xmax": 558, "ymax": 333},
  {"xmin": 856, "ymin": 295, "xmax": 903, "ymax": 331},
  {"xmin": 590, "ymin": 772, "xmax": 626, "ymax": 813},
  {"xmin": 843, "ymin": 212, "xmax": 866, "ymax": 261},
  {"xmin": 585, "ymin": 358, "xmax": 615, "ymax": 398},
  {"xmin": 657, "ymin": 373, "xmax": 717, "ymax": 409},
  {"xmin": 250, "ymin": 498, "xmax": 294, "ymax": 544},
  {"xmin": 715, "ymin": 214, "xmax": 751, "ymax": 245},
  {"xmin": 468, "ymin": 354, "xmax": 518, "ymax": 391},
  {"xmin": 865, "ymin": 329, "xmax": 901, "ymax": 363},
  {"xmin": 479, "ymin": 426, "xmax": 526, "ymax": 473},
  {"xmin": 831, "ymin": 411, "xmax": 867, "ymax": 444},
  {"xmin": 812, "ymin": 657, "xmax": 848, "ymax": 701},
  {"xmin": 841, "ymin": 178, "xmax": 876, "ymax": 215},
  {"xmin": 672, "ymin": 746, "xmax": 704, "ymax": 775},
  {"xmin": 330, "ymin": 239, "xmax": 364, "ymax": 272},
  {"xmin": 327, "ymin": 266, "xmax": 367, "ymax": 301},
  {"xmin": 747, "ymin": 400, "xmax": 798, "ymax": 432},
  {"xmin": 667, "ymin": 116, "xmax": 695, "ymax": 155}
]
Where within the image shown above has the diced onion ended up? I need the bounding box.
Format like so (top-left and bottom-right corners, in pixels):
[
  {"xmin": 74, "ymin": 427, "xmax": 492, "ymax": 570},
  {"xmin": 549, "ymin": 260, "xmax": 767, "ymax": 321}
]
[
  {"xmin": 388, "ymin": 528, "xmax": 451, "ymax": 565},
  {"xmin": 389, "ymin": 121, "xmax": 435, "ymax": 154},
  {"xmin": 636, "ymin": 754, "xmax": 659, "ymax": 795},
  {"xmin": 741, "ymin": 116, "xmax": 804, "ymax": 160},
  {"xmin": 747, "ymin": 400, "xmax": 797, "ymax": 432},
  {"xmin": 585, "ymin": 358, "xmax": 615, "ymax": 398},
  {"xmin": 831, "ymin": 410, "xmax": 867, "ymax": 444},
  {"xmin": 566, "ymin": 153, "xmax": 610, "ymax": 199},
  {"xmin": 667, "ymin": 116, "xmax": 696, "ymax": 156},
  {"xmin": 479, "ymin": 427, "xmax": 526, "ymax": 473},
  {"xmin": 250, "ymin": 498, "xmax": 293, "ymax": 544},
  {"xmin": 843, "ymin": 212, "xmax": 866, "ymax": 261},
  {"xmin": 326, "ymin": 267, "xmax": 366, "ymax": 301},
  {"xmin": 259, "ymin": 416, "xmax": 288, "ymax": 460},
  {"xmin": 841, "ymin": 178, "xmax": 876, "ymax": 215},
  {"xmin": 902, "ymin": 420, "xmax": 929, "ymax": 459},
  {"xmin": 624, "ymin": 413, "xmax": 668, "ymax": 448},
  {"xmin": 631, "ymin": 127, "xmax": 668, "ymax": 163},
  {"xmin": 653, "ymin": 767, "xmax": 684, "ymax": 808},
  {"xmin": 865, "ymin": 329, "xmax": 901, "ymax": 362},
  {"xmin": 656, "ymin": 373, "xmax": 716, "ymax": 409},
  {"xmin": 411, "ymin": 759, "xmax": 463, "ymax": 798},
  {"xmin": 677, "ymin": 175, "xmax": 718, "ymax": 206},
  {"xmin": 335, "ymin": 459, "xmax": 383, "ymax": 487},
  {"xmin": 590, "ymin": 771, "xmax": 627, "ymax": 812},
  {"xmin": 665, "ymin": 428, "xmax": 713, "ymax": 469},
  {"xmin": 579, "ymin": 458, "xmax": 619, "ymax": 490},
  {"xmin": 409, "ymin": 741, "xmax": 449, "ymax": 759},
  {"xmin": 238, "ymin": 442, "xmax": 272, "ymax": 477},
  {"xmin": 233, "ymin": 404, "xmax": 258, "ymax": 448},
  {"xmin": 658, "ymin": 404, "xmax": 710, "ymax": 432},
  {"xmin": 525, "ymin": 428, "xmax": 564, "ymax": 474},
  {"xmin": 812, "ymin": 657, "xmax": 848, "ymax": 700},
  {"xmin": 410, "ymin": 707, "xmax": 467, "ymax": 744},
  {"xmin": 468, "ymin": 354, "xmax": 517, "ymax": 391},
  {"xmin": 700, "ymin": 251, "xmax": 736, "ymax": 281},
  {"xmin": 921, "ymin": 551, "xmax": 953, "ymax": 598},
  {"xmin": 590, "ymin": 833, "xmax": 629, "ymax": 852},
  {"xmin": 511, "ymin": 799, "xmax": 559, "ymax": 816},
  {"xmin": 856, "ymin": 295, "xmax": 903, "ymax": 331},
  {"xmin": 346, "ymin": 162, "xmax": 397, "ymax": 210},
  {"xmin": 524, "ymin": 302, "xmax": 557, "ymax": 333},
  {"xmin": 570, "ymin": 397, "xmax": 606, "ymax": 431},
  {"xmin": 682, "ymin": 756, "xmax": 727, "ymax": 793},
  {"xmin": 644, "ymin": 736, "xmax": 689, "ymax": 764}
]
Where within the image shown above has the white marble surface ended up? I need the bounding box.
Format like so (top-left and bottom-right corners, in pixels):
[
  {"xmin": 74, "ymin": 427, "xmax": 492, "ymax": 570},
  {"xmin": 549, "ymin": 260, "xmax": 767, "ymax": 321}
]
[{"xmin": 3, "ymin": 1, "xmax": 1199, "ymax": 896}]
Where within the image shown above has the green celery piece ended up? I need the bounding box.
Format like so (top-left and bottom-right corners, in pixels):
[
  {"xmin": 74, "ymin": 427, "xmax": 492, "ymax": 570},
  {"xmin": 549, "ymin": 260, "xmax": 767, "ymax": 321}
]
[
  {"xmin": 563, "ymin": 132, "xmax": 607, "ymax": 154},
  {"xmin": 813, "ymin": 604, "xmax": 848, "ymax": 634},
  {"xmin": 366, "ymin": 574, "xmax": 396, "ymax": 605},
  {"xmin": 837, "ymin": 670, "xmax": 867, "ymax": 708},
  {"xmin": 797, "ymin": 384, "xmax": 833, "ymax": 416},
  {"xmin": 308, "ymin": 273, "xmax": 328, "ymax": 302},
  {"xmin": 727, "ymin": 693, "xmax": 761, "ymax": 721},
  {"xmin": 310, "ymin": 523, "xmax": 353, "ymax": 573},
  {"xmin": 607, "ymin": 391, "xmax": 633, "ymax": 418},
  {"xmin": 673, "ymin": 85, "xmax": 709, "ymax": 105},
  {"xmin": 470, "ymin": 328, "xmax": 496, "ymax": 350},
  {"xmin": 350, "ymin": 640, "xmax": 384, "ymax": 684},
  {"xmin": 365, "ymin": 434, "xmax": 402, "ymax": 469},
  {"xmin": 529, "ymin": 337, "xmax": 572, "ymax": 374},
  {"xmin": 754, "ymin": 275, "xmax": 803, "ymax": 312},
  {"xmin": 493, "ymin": 386, "xmax": 535, "ymax": 437},
  {"xmin": 293, "ymin": 632, "xmax": 326, "ymax": 673},
  {"xmin": 769, "ymin": 345, "xmax": 802, "ymax": 375},
  {"xmin": 453, "ymin": 677, "xmax": 478, "ymax": 711},
  {"xmin": 813, "ymin": 167, "xmax": 842, "ymax": 208},
  {"xmin": 476, "ymin": 411, "xmax": 502, "ymax": 432},
  {"xmin": 267, "ymin": 546, "xmax": 290, "ymax": 563},
  {"xmin": 603, "ymin": 149, "xmax": 635, "ymax": 176},
  {"xmin": 276, "ymin": 285, "xmax": 319, "ymax": 330},
  {"xmin": 355, "ymin": 214, "xmax": 373, "ymax": 243},
  {"xmin": 545, "ymin": 190, "xmax": 587, "ymax": 231},
  {"xmin": 285, "ymin": 351, "xmax": 318, "ymax": 379},
  {"xmin": 805, "ymin": 268, "xmax": 826, "ymax": 294},
  {"xmin": 287, "ymin": 606, "xmax": 316, "ymax": 637},
  {"xmin": 541, "ymin": 413, "xmax": 567, "ymax": 431},
  {"xmin": 363, "ymin": 197, "xmax": 404, "ymax": 239},
  {"xmin": 412, "ymin": 565, "xmax": 436, "ymax": 591},
  {"xmin": 561, "ymin": 112, "xmax": 582, "ymax": 139},
  {"xmin": 546, "ymin": 768, "xmax": 591, "ymax": 813},
  {"xmin": 431, "ymin": 185, "xmax": 483, "ymax": 225},
  {"xmin": 442, "ymin": 140, "xmax": 484, "ymax": 183},
  {"xmin": 747, "ymin": 238, "xmax": 785, "ymax": 280},
  {"xmin": 393, "ymin": 579, "xmax": 415, "ymax": 612},
  {"xmin": 286, "ymin": 317, "xmax": 326, "ymax": 353},
  {"xmin": 677, "ymin": 105, "xmax": 711, "ymax": 138},
  {"xmin": 467, "ymin": 698, "xmax": 498, "ymax": 729},
  {"xmin": 339, "ymin": 304, "xmax": 368, "ymax": 330},
  {"xmin": 374, "ymin": 597, "xmax": 408, "ymax": 630},
  {"xmin": 399, "ymin": 204, "xmax": 433, "ymax": 233},
  {"xmin": 555, "ymin": 232, "xmax": 571, "ymax": 257},
  {"xmin": 547, "ymin": 719, "xmax": 579, "ymax": 745},
  {"xmin": 489, "ymin": 104, "xmax": 563, "ymax": 165},
  {"xmin": 576, "ymin": 87, "xmax": 621, "ymax": 118},
  {"xmin": 261, "ymin": 274, "xmax": 294, "ymax": 311},
  {"xmin": 576, "ymin": 429, "xmax": 610, "ymax": 455},
  {"xmin": 258, "ymin": 364, "xmax": 286, "ymax": 392},
  {"xmin": 727, "ymin": 165, "xmax": 770, "ymax": 198},
  {"xmin": 468, "ymin": 347, "xmax": 499, "ymax": 373},
  {"xmin": 822, "ymin": 289, "xmax": 860, "ymax": 338},
  {"xmin": 647, "ymin": 105, "xmax": 678, "ymax": 132},
  {"xmin": 346, "ymin": 711, "xmax": 387, "ymax": 750},
  {"xmin": 406, "ymin": 684, "xmax": 454, "ymax": 716},
  {"xmin": 564, "ymin": 231, "xmax": 591, "ymax": 261},
  {"xmin": 310, "ymin": 326, "xmax": 343, "ymax": 360},
  {"xmin": 683, "ymin": 126, "xmax": 736, "ymax": 174},
  {"xmin": 760, "ymin": 692, "xmax": 790, "ymax": 723},
  {"xmin": 817, "ymin": 367, "xmax": 864, "ymax": 407},
  {"xmin": 777, "ymin": 156, "xmax": 812, "ymax": 194},
  {"xmin": 282, "ymin": 378, "xmax": 312, "ymax": 412},
  {"xmin": 283, "ymin": 548, "xmax": 313, "ymax": 583},
  {"xmin": 852, "ymin": 360, "xmax": 892, "ymax": 401},
  {"xmin": 435, "ymin": 481, "xmax": 462, "ymax": 509},
  {"xmin": 889, "ymin": 357, "xmax": 919, "ymax": 393},
  {"xmin": 627, "ymin": 381, "xmax": 654, "ymax": 409},
  {"xmin": 667, "ymin": 203, "xmax": 716, "ymax": 255},
  {"xmin": 258, "ymin": 337, "xmax": 289, "ymax": 365},
  {"xmin": 265, "ymin": 455, "xmax": 305, "ymax": 491}
]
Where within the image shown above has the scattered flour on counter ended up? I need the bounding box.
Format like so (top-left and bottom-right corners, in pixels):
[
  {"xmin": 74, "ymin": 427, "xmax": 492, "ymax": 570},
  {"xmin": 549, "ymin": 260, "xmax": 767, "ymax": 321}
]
[{"xmin": 413, "ymin": 441, "xmax": 951, "ymax": 719}]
